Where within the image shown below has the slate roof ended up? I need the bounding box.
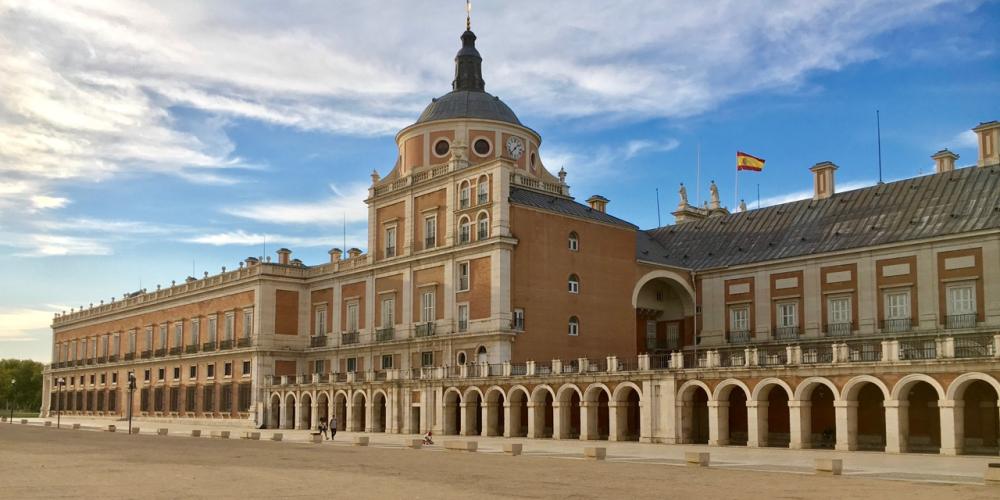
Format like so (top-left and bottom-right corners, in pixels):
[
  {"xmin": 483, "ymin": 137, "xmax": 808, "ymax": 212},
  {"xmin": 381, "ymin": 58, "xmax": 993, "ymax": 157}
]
[
  {"xmin": 640, "ymin": 165, "xmax": 1000, "ymax": 270},
  {"xmin": 509, "ymin": 187, "xmax": 637, "ymax": 229},
  {"xmin": 416, "ymin": 90, "xmax": 522, "ymax": 126}
]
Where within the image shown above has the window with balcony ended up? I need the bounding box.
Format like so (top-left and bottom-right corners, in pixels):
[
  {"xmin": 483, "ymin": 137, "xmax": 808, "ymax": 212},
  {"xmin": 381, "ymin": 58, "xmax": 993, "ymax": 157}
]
[
  {"xmin": 190, "ymin": 319, "xmax": 200, "ymax": 346},
  {"xmin": 826, "ymin": 296, "xmax": 852, "ymax": 336},
  {"xmin": 776, "ymin": 302, "xmax": 799, "ymax": 339},
  {"xmin": 381, "ymin": 355, "xmax": 393, "ymax": 370},
  {"xmin": 568, "ymin": 231, "xmax": 579, "ymax": 251},
  {"xmin": 159, "ymin": 324, "xmax": 168, "ymax": 349},
  {"xmin": 568, "ymin": 316, "xmax": 580, "ymax": 336},
  {"xmin": 568, "ymin": 274, "xmax": 580, "ymax": 294},
  {"xmin": 242, "ymin": 309, "xmax": 253, "ymax": 338},
  {"xmin": 459, "ymin": 217, "xmax": 471, "ymax": 244},
  {"xmin": 645, "ymin": 320, "xmax": 657, "ymax": 350},
  {"xmin": 346, "ymin": 357, "xmax": 357, "ymax": 373},
  {"xmin": 512, "ymin": 308, "xmax": 525, "ymax": 331},
  {"xmin": 458, "ymin": 262, "xmax": 470, "ymax": 291},
  {"xmin": 346, "ymin": 302, "xmax": 359, "ymax": 333},
  {"xmin": 384, "ymin": 226, "xmax": 397, "ymax": 258},
  {"xmin": 946, "ymin": 283, "xmax": 976, "ymax": 328},
  {"xmin": 314, "ymin": 360, "xmax": 324, "ymax": 374},
  {"xmin": 224, "ymin": 313, "xmax": 234, "ymax": 341},
  {"xmin": 666, "ymin": 323, "xmax": 680, "ymax": 349},
  {"xmin": 207, "ymin": 316, "xmax": 218, "ymax": 343},
  {"xmin": 421, "ymin": 351, "xmax": 434, "ymax": 367},
  {"xmin": 728, "ymin": 306, "xmax": 750, "ymax": 343},
  {"xmin": 424, "ymin": 215, "xmax": 437, "ymax": 249},
  {"xmin": 883, "ymin": 289, "xmax": 911, "ymax": 332},
  {"xmin": 458, "ymin": 304, "xmax": 469, "ymax": 332},
  {"xmin": 173, "ymin": 322, "xmax": 183, "ymax": 348},
  {"xmin": 459, "ymin": 181, "xmax": 471, "ymax": 209},
  {"xmin": 477, "ymin": 212, "xmax": 489, "ymax": 240},
  {"xmin": 381, "ymin": 296, "xmax": 395, "ymax": 328},
  {"xmin": 477, "ymin": 176, "xmax": 488, "ymax": 205},
  {"xmin": 420, "ymin": 290, "xmax": 435, "ymax": 323},
  {"xmin": 315, "ymin": 306, "xmax": 327, "ymax": 335}
]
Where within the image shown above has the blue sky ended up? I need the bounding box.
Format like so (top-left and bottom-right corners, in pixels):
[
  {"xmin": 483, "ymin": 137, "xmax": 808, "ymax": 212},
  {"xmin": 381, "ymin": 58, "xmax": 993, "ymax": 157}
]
[{"xmin": 1, "ymin": 0, "xmax": 998, "ymax": 361}]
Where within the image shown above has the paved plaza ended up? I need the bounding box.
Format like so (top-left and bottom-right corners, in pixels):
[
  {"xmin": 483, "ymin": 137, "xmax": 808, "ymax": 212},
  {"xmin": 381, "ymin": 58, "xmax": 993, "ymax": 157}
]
[{"xmin": 1, "ymin": 417, "xmax": 997, "ymax": 499}]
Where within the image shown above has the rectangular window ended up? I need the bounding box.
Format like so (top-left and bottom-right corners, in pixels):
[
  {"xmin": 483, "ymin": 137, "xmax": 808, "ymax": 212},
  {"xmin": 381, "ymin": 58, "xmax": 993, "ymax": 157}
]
[
  {"xmin": 221, "ymin": 386, "xmax": 233, "ymax": 413},
  {"xmin": 242, "ymin": 360, "xmax": 251, "ymax": 376},
  {"xmin": 191, "ymin": 319, "xmax": 200, "ymax": 345},
  {"xmin": 238, "ymin": 384, "xmax": 252, "ymax": 412},
  {"xmin": 729, "ymin": 306, "xmax": 749, "ymax": 331},
  {"xmin": 100, "ymin": 335, "xmax": 108, "ymax": 357},
  {"xmin": 477, "ymin": 181, "xmax": 488, "ymax": 205},
  {"xmin": 421, "ymin": 351, "xmax": 434, "ymax": 367},
  {"xmin": 314, "ymin": 360, "xmax": 324, "ymax": 374},
  {"xmin": 381, "ymin": 354, "xmax": 393, "ymax": 370},
  {"xmin": 347, "ymin": 302, "xmax": 359, "ymax": 333},
  {"xmin": 143, "ymin": 369, "xmax": 150, "ymax": 382},
  {"xmin": 224, "ymin": 313, "xmax": 234, "ymax": 341},
  {"xmin": 185, "ymin": 386, "xmax": 196, "ymax": 412},
  {"xmin": 885, "ymin": 290, "xmax": 910, "ymax": 319},
  {"xmin": 242, "ymin": 309, "xmax": 253, "ymax": 338},
  {"xmin": 458, "ymin": 304, "xmax": 469, "ymax": 332},
  {"xmin": 174, "ymin": 322, "xmax": 183, "ymax": 348},
  {"xmin": 100, "ymin": 374, "xmax": 106, "ymax": 385},
  {"xmin": 421, "ymin": 290, "xmax": 435, "ymax": 323},
  {"xmin": 457, "ymin": 262, "xmax": 470, "ymax": 292},
  {"xmin": 381, "ymin": 296, "xmax": 395, "ymax": 327},
  {"xmin": 157, "ymin": 368, "xmax": 165, "ymax": 381},
  {"xmin": 385, "ymin": 226, "xmax": 397, "ymax": 258},
  {"xmin": 512, "ymin": 308, "xmax": 525, "ymax": 331},
  {"xmin": 947, "ymin": 284, "xmax": 975, "ymax": 315},
  {"xmin": 111, "ymin": 334, "xmax": 120, "ymax": 356},
  {"xmin": 346, "ymin": 357, "xmax": 357, "ymax": 373},
  {"xmin": 111, "ymin": 373, "xmax": 118, "ymax": 384},
  {"xmin": 144, "ymin": 327, "xmax": 153, "ymax": 351},
  {"xmin": 203, "ymin": 386, "xmax": 215, "ymax": 412},
  {"xmin": 207, "ymin": 364, "xmax": 215, "ymax": 379},
  {"xmin": 645, "ymin": 320, "xmax": 657, "ymax": 349},
  {"xmin": 460, "ymin": 185, "xmax": 470, "ymax": 209},
  {"xmin": 208, "ymin": 316, "xmax": 218, "ymax": 343},
  {"xmin": 173, "ymin": 367, "xmax": 180, "ymax": 380},
  {"xmin": 778, "ymin": 302, "xmax": 798, "ymax": 327},
  {"xmin": 424, "ymin": 216, "xmax": 437, "ymax": 248},
  {"xmin": 828, "ymin": 296, "xmax": 851, "ymax": 325},
  {"xmin": 159, "ymin": 324, "xmax": 168, "ymax": 349},
  {"xmin": 128, "ymin": 330, "xmax": 136, "ymax": 353},
  {"xmin": 666, "ymin": 323, "xmax": 680, "ymax": 349},
  {"xmin": 189, "ymin": 365, "xmax": 197, "ymax": 379},
  {"xmin": 224, "ymin": 362, "xmax": 233, "ymax": 377},
  {"xmin": 315, "ymin": 306, "xmax": 327, "ymax": 335}
]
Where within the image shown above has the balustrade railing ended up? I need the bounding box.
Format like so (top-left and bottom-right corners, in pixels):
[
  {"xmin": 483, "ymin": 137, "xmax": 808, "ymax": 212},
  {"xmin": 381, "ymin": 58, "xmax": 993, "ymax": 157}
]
[
  {"xmin": 899, "ymin": 340, "xmax": 936, "ymax": 360},
  {"xmin": 510, "ymin": 363, "xmax": 527, "ymax": 376},
  {"xmin": 954, "ymin": 335, "xmax": 994, "ymax": 358},
  {"xmin": 184, "ymin": 345, "xmax": 198, "ymax": 354},
  {"xmin": 237, "ymin": 337, "xmax": 251, "ymax": 348},
  {"xmin": 801, "ymin": 345, "xmax": 833, "ymax": 364},
  {"xmin": 847, "ymin": 342, "xmax": 882, "ymax": 362},
  {"xmin": 757, "ymin": 348, "xmax": 787, "ymax": 366},
  {"xmin": 719, "ymin": 350, "xmax": 745, "ymax": 368},
  {"xmin": 488, "ymin": 363, "xmax": 504, "ymax": 376},
  {"xmin": 219, "ymin": 339, "xmax": 233, "ymax": 350},
  {"xmin": 202, "ymin": 342, "xmax": 217, "ymax": 352}
]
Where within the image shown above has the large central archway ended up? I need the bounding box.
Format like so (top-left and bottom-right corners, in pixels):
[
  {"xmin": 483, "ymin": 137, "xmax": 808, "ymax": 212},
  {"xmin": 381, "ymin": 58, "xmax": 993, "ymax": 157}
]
[{"xmin": 632, "ymin": 270, "xmax": 697, "ymax": 354}]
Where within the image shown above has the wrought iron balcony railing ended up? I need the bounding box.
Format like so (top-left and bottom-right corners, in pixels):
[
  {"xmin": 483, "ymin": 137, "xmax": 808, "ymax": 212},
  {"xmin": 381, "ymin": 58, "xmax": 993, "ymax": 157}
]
[
  {"xmin": 310, "ymin": 335, "xmax": 328, "ymax": 347},
  {"xmin": 945, "ymin": 313, "xmax": 976, "ymax": 329},
  {"xmin": 341, "ymin": 332, "xmax": 359, "ymax": 345},
  {"xmin": 414, "ymin": 323, "xmax": 436, "ymax": 337},
  {"xmin": 881, "ymin": 318, "xmax": 911, "ymax": 333},
  {"xmin": 824, "ymin": 322, "xmax": 853, "ymax": 337},
  {"xmin": 376, "ymin": 328, "xmax": 394, "ymax": 342},
  {"xmin": 729, "ymin": 330, "xmax": 751, "ymax": 344},
  {"xmin": 774, "ymin": 326, "xmax": 800, "ymax": 340}
]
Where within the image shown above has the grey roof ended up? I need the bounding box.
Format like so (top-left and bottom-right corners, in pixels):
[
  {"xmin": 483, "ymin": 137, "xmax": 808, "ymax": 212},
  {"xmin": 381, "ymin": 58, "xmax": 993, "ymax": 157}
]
[
  {"xmin": 416, "ymin": 90, "xmax": 522, "ymax": 126},
  {"xmin": 640, "ymin": 165, "xmax": 1000, "ymax": 270},
  {"xmin": 509, "ymin": 187, "xmax": 637, "ymax": 229}
]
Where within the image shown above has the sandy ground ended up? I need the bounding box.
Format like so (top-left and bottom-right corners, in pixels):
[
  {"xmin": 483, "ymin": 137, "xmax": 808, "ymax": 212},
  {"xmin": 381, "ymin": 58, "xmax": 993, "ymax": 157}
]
[{"xmin": 0, "ymin": 425, "xmax": 995, "ymax": 499}]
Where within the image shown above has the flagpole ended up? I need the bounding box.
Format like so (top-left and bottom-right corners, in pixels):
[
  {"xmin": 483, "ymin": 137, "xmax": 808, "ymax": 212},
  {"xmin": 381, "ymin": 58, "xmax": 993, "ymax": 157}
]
[
  {"xmin": 696, "ymin": 143, "xmax": 701, "ymax": 206},
  {"xmin": 734, "ymin": 159, "xmax": 739, "ymax": 210}
]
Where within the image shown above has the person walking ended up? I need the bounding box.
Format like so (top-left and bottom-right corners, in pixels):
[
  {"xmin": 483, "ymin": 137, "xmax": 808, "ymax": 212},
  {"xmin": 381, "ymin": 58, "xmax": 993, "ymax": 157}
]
[
  {"xmin": 329, "ymin": 415, "xmax": 337, "ymax": 441},
  {"xmin": 318, "ymin": 420, "xmax": 327, "ymax": 440}
]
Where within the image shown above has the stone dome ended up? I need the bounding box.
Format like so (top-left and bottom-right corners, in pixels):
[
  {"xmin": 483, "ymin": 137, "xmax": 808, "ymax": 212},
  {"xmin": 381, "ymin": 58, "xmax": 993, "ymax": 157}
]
[{"xmin": 415, "ymin": 90, "xmax": 522, "ymax": 126}]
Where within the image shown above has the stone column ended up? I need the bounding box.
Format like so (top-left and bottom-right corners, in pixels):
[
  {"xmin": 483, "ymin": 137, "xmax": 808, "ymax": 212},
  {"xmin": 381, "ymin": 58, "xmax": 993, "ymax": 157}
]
[
  {"xmin": 482, "ymin": 402, "xmax": 497, "ymax": 437},
  {"xmin": 607, "ymin": 401, "xmax": 622, "ymax": 442},
  {"xmin": 552, "ymin": 402, "xmax": 566, "ymax": 439},
  {"xmin": 675, "ymin": 401, "xmax": 692, "ymax": 444},
  {"xmin": 640, "ymin": 380, "xmax": 655, "ymax": 443},
  {"xmin": 502, "ymin": 401, "xmax": 513, "ymax": 437},
  {"xmin": 365, "ymin": 395, "xmax": 375, "ymax": 433},
  {"xmin": 939, "ymin": 399, "xmax": 963, "ymax": 456},
  {"xmin": 884, "ymin": 399, "xmax": 908, "ymax": 453},
  {"xmin": 747, "ymin": 401, "xmax": 768, "ymax": 448},
  {"xmin": 459, "ymin": 402, "xmax": 475, "ymax": 436},
  {"xmin": 788, "ymin": 400, "xmax": 810, "ymax": 449},
  {"xmin": 279, "ymin": 395, "xmax": 288, "ymax": 429},
  {"xmin": 345, "ymin": 398, "xmax": 355, "ymax": 432},
  {"xmin": 708, "ymin": 401, "xmax": 729, "ymax": 446},
  {"xmin": 834, "ymin": 400, "xmax": 858, "ymax": 451},
  {"xmin": 579, "ymin": 402, "xmax": 595, "ymax": 440},
  {"xmin": 310, "ymin": 403, "xmax": 319, "ymax": 432},
  {"xmin": 526, "ymin": 402, "xmax": 539, "ymax": 438}
]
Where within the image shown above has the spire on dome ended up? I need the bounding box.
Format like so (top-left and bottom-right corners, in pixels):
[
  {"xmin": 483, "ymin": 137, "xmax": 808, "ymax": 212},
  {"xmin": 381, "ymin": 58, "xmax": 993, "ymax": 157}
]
[{"xmin": 453, "ymin": 2, "xmax": 485, "ymax": 92}]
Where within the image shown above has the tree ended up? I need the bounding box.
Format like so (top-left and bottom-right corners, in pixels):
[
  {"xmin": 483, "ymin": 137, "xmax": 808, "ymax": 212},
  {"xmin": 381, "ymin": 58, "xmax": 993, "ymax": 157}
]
[{"xmin": 0, "ymin": 359, "xmax": 44, "ymax": 412}]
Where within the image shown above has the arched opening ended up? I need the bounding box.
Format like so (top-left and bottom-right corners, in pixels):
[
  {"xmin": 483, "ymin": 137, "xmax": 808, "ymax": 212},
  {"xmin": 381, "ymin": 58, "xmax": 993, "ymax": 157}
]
[
  {"xmin": 351, "ymin": 392, "xmax": 367, "ymax": 432},
  {"xmin": 716, "ymin": 384, "xmax": 748, "ymax": 446},
  {"xmin": 316, "ymin": 392, "xmax": 330, "ymax": 428},
  {"xmin": 485, "ymin": 389, "xmax": 505, "ymax": 437},
  {"xmin": 284, "ymin": 395, "xmax": 296, "ymax": 430},
  {"xmin": 568, "ymin": 231, "xmax": 579, "ymax": 251},
  {"xmin": 476, "ymin": 175, "xmax": 489, "ymax": 204},
  {"xmin": 568, "ymin": 274, "xmax": 580, "ymax": 294},
  {"xmin": 476, "ymin": 346, "xmax": 487, "ymax": 364},
  {"xmin": 443, "ymin": 390, "xmax": 462, "ymax": 435},
  {"xmin": 463, "ymin": 390, "xmax": 483, "ymax": 436},
  {"xmin": 334, "ymin": 393, "xmax": 347, "ymax": 430},
  {"xmin": 568, "ymin": 316, "xmax": 579, "ymax": 337},
  {"xmin": 679, "ymin": 383, "xmax": 709, "ymax": 444},
  {"xmin": 457, "ymin": 352, "xmax": 467, "ymax": 365},
  {"xmin": 855, "ymin": 383, "xmax": 887, "ymax": 451},
  {"xmin": 765, "ymin": 386, "xmax": 790, "ymax": 447},
  {"xmin": 955, "ymin": 380, "xmax": 999, "ymax": 455},
  {"xmin": 269, "ymin": 394, "xmax": 281, "ymax": 429},
  {"xmin": 299, "ymin": 393, "xmax": 313, "ymax": 430},
  {"xmin": 372, "ymin": 392, "xmax": 387, "ymax": 433},
  {"xmin": 477, "ymin": 212, "xmax": 489, "ymax": 240},
  {"xmin": 508, "ymin": 388, "xmax": 529, "ymax": 437},
  {"xmin": 531, "ymin": 388, "xmax": 554, "ymax": 438},
  {"xmin": 459, "ymin": 181, "xmax": 471, "ymax": 209},
  {"xmin": 614, "ymin": 386, "xmax": 640, "ymax": 441},
  {"xmin": 633, "ymin": 272, "xmax": 696, "ymax": 354},
  {"xmin": 556, "ymin": 387, "xmax": 581, "ymax": 439},
  {"xmin": 904, "ymin": 381, "xmax": 941, "ymax": 453},
  {"xmin": 807, "ymin": 385, "xmax": 836, "ymax": 449},
  {"xmin": 458, "ymin": 216, "xmax": 471, "ymax": 244}
]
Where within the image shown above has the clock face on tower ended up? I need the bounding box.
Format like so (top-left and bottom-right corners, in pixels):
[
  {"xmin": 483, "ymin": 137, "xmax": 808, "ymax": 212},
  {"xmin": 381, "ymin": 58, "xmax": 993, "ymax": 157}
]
[{"xmin": 506, "ymin": 136, "xmax": 524, "ymax": 160}]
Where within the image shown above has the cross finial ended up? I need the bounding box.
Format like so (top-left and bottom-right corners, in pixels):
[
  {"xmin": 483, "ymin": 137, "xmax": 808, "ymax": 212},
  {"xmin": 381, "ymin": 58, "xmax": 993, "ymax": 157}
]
[{"xmin": 466, "ymin": 0, "xmax": 472, "ymax": 30}]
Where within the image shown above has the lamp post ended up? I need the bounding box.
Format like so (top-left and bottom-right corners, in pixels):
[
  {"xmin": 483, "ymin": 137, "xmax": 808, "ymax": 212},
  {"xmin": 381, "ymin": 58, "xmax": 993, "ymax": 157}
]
[
  {"xmin": 8, "ymin": 378, "xmax": 15, "ymax": 423},
  {"xmin": 56, "ymin": 378, "xmax": 66, "ymax": 429},
  {"xmin": 127, "ymin": 371, "xmax": 136, "ymax": 435}
]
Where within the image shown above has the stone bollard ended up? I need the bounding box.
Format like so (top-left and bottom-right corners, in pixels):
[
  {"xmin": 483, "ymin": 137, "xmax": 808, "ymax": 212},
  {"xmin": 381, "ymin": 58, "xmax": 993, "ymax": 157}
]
[
  {"xmin": 20, "ymin": 419, "xmax": 28, "ymax": 425},
  {"xmin": 190, "ymin": 430, "xmax": 202, "ymax": 438},
  {"xmin": 241, "ymin": 432, "xmax": 261, "ymax": 441},
  {"xmin": 815, "ymin": 458, "xmax": 843, "ymax": 476},
  {"xmin": 503, "ymin": 443, "xmax": 523, "ymax": 456},
  {"xmin": 44, "ymin": 421, "xmax": 52, "ymax": 427},
  {"xmin": 156, "ymin": 428, "xmax": 169, "ymax": 436},
  {"xmin": 406, "ymin": 439, "xmax": 423, "ymax": 449},
  {"xmin": 685, "ymin": 452, "xmax": 710, "ymax": 467},
  {"xmin": 210, "ymin": 430, "xmax": 230, "ymax": 439},
  {"xmin": 72, "ymin": 423, "xmax": 81, "ymax": 430},
  {"xmin": 1, "ymin": 416, "xmax": 6, "ymax": 422},
  {"xmin": 310, "ymin": 433, "xmax": 323, "ymax": 444},
  {"xmin": 271, "ymin": 433, "xmax": 283, "ymax": 442},
  {"xmin": 106, "ymin": 425, "xmax": 116, "ymax": 433},
  {"xmin": 444, "ymin": 440, "xmax": 478, "ymax": 452},
  {"xmin": 984, "ymin": 463, "xmax": 1000, "ymax": 485},
  {"xmin": 584, "ymin": 447, "xmax": 606, "ymax": 460},
  {"xmin": 131, "ymin": 427, "xmax": 140, "ymax": 435},
  {"xmin": 353, "ymin": 436, "xmax": 370, "ymax": 447}
]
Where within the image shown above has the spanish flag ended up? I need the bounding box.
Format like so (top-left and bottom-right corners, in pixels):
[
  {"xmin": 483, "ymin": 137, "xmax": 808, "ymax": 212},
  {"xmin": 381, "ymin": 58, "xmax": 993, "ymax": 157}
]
[{"xmin": 737, "ymin": 151, "xmax": 765, "ymax": 172}]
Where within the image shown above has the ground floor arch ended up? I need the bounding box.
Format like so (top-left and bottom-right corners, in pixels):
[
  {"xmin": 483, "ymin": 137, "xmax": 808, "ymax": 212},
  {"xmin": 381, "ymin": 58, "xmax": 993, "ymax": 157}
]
[
  {"xmin": 443, "ymin": 389, "xmax": 462, "ymax": 435},
  {"xmin": 351, "ymin": 391, "xmax": 367, "ymax": 432},
  {"xmin": 507, "ymin": 387, "xmax": 529, "ymax": 437},
  {"xmin": 372, "ymin": 392, "xmax": 387, "ymax": 433},
  {"xmin": 678, "ymin": 381, "xmax": 710, "ymax": 444},
  {"xmin": 530, "ymin": 387, "xmax": 555, "ymax": 439},
  {"xmin": 268, "ymin": 394, "xmax": 281, "ymax": 429},
  {"xmin": 612, "ymin": 384, "xmax": 640, "ymax": 441},
  {"xmin": 484, "ymin": 388, "xmax": 505, "ymax": 437}
]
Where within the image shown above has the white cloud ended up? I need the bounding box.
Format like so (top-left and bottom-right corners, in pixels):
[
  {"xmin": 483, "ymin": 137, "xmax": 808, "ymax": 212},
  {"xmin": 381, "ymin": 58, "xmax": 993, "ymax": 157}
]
[
  {"xmin": 185, "ymin": 230, "xmax": 366, "ymax": 251},
  {"xmin": 0, "ymin": 306, "xmax": 63, "ymax": 342},
  {"xmin": 13, "ymin": 234, "xmax": 113, "ymax": 257},
  {"xmin": 543, "ymin": 137, "xmax": 681, "ymax": 187},
  {"xmin": 29, "ymin": 195, "xmax": 69, "ymax": 210},
  {"xmin": 952, "ymin": 130, "xmax": 978, "ymax": 148},
  {"xmin": 625, "ymin": 139, "xmax": 681, "ymax": 160},
  {"xmin": 756, "ymin": 180, "xmax": 875, "ymax": 208},
  {"xmin": 222, "ymin": 183, "xmax": 369, "ymax": 225}
]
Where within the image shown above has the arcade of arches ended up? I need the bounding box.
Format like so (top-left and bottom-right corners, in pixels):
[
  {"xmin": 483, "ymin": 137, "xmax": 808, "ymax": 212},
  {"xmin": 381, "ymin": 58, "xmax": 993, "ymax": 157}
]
[{"xmin": 267, "ymin": 370, "xmax": 999, "ymax": 456}]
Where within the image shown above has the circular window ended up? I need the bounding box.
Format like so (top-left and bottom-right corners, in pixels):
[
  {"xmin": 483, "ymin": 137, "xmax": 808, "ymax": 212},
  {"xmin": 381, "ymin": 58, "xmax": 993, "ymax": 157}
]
[
  {"xmin": 473, "ymin": 138, "xmax": 491, "ymax": 156},
  {"xmin": 434, "ymin": 139, "xmax": 450, "ymax": 157},
  {"xmin": 457, "ymin": 352, "xmax": 467, "ymax": 365}
]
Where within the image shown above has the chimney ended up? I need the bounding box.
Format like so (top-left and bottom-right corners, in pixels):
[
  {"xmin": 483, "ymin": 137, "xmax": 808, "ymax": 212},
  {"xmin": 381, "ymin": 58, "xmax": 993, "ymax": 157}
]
[
  {"xmin": 931, "ymin": 149, "xmax": 958, "ymax": 173},
  {"xmin": 347, "ymin": 247, "xmax": 362, "ymax": 259},
  {"xmin": 328, "ymin": 248, "xmax": 343, "ymax": 263},
  {"xmin": 586, "ymin": 195, "xmax": 609, "ymax": 213},
  {"xmin": 244, "ymin": 256, "xmax": 259, "ymax": 267},
  {"xmin": 290, "ymin": 258, "xmax": 303, "ymax": 267},
  {"xmin": 809, "ymin": 161, "xmax": 838, "ymax": 200},
  {"xmin": 973, "ymin": 120, "xmax": 1000, "ymax": 167},
  {"xmin": 276, "ymin": 248, "xmax": 291, "ymax": 265}
]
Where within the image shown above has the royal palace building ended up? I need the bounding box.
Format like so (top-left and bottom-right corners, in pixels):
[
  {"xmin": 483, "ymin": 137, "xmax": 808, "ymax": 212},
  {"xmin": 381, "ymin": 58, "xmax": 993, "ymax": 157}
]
[{"xmin": 42, "ymin": 25, "xmax": 1000, "ymax": 457}]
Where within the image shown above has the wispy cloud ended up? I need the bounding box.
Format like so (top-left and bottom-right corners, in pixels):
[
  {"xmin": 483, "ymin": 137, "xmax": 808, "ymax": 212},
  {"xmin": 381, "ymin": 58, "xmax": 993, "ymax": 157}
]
[
  {"xmin": 0, "ymin": 306, "xmax": 65, "ymax": 342},
  {"xmin": 756, "ymin": 180, "xmax": 876, "ymax": 208},
  {"xmin": 222, "ymin": 183, "xmax": 369, "ymax": 225},
  {"xmin": 625, "ymin": 139, "xmax": 681, "ymax": 159},
  {"xmin": 185, "ymin": 230, "xmax": 366, "ymax": 251}
]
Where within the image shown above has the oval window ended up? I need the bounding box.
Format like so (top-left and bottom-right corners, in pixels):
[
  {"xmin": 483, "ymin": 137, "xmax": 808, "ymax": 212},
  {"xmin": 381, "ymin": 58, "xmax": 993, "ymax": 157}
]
[
  {"xmin": 434, "ymin": 139, "xmax": 450, "ymax": 157},
  {"xmin": 530, "ymin": 152, "xmax": 537, "ymax": 170},
  {"xmin": 474, "ymin": 138, "xmax": 491, "ymax": 156}
]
